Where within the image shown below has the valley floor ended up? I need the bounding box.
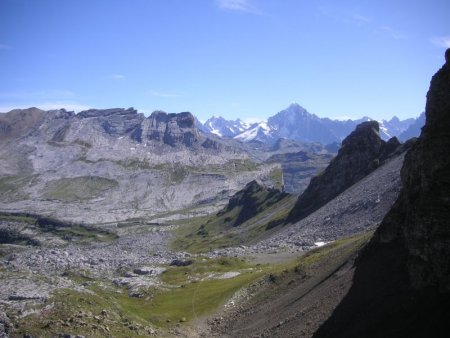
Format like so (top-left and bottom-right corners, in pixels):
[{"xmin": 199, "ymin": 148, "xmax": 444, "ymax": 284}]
[
  {"xmin": 0, "ymin": 212, "xmax": 372, "ymax": 338},
  {"xmin": 0, "ymin": 152, "xmax": 406, "ymax": 337}
]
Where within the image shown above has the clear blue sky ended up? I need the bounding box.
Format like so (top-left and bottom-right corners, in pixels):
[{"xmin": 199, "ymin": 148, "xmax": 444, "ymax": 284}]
[{"xmin": 1, "ymin": 0, "xmax": 449, "ymax": 122}]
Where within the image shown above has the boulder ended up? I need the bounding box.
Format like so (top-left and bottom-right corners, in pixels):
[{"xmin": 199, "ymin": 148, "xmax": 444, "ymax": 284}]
[{"xmin": 169, "ymin": 259, "xmax": 193, "ymax": 267}]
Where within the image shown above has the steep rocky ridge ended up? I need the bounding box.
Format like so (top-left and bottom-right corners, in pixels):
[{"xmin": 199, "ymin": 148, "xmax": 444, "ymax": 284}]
[
  {"xmin": 314, "ymin": 49, "xmax": 450, "ymax": 338},
  {"xmin": 253, "ymin": 152, "xmax": 405, "ymax": 251},
  {"xmin": 288, "ymin": 121, "xmax": 406, "ymax": 222},
  {"xmin": 376, "ymin": 49, "xmax": 450, "ymax": 291}
]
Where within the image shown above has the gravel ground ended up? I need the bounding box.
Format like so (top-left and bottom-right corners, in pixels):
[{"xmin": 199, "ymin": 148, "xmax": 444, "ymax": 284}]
[{"xmin": 0, "ymin": 225, "xmax": 185, "ymax": 313}]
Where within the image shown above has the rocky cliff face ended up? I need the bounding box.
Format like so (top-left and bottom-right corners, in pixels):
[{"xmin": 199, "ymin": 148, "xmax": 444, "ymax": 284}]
[
  {"xmin": 84, "ymin": 108, "xmax": 144, "ymax": 142},
  {"xmin": 314, "ymin": 49, "xmax": 450, "ymax": 338},
  {"xmin": 288, "ymin": 121, "xmax": 404, "ymax": 222},
  {"xmin": 71, "ymin": 108, "xmax": 200, "ymax": 147},
  {"xmin": 147, "ymin": 111, "xmax": 199, "ymax": 147},
  {"xmin": 376, "ymin": 48, "xmax": 450, "ymax": 292}
]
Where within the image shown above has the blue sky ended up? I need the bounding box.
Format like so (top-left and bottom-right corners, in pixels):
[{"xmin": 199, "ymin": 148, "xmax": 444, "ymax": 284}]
[{"xmin": 0, "ymin": 0, "xmax": 449, "ymax": 122}]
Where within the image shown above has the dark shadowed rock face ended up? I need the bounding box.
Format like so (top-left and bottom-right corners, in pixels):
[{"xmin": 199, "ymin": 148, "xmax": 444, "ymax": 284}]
[
  {"xmin": 288, "ymin": 120, "xmax": 403, "ymax": 222},
  {"xmin": 314, "ymin": 49, "xmax": 450, "ymax": 338},
  {"xmin": 147, "ymin": 111, "xmax": 199, "ymax": 147},
  {"xmin": 376, "ymin": 48, "xmax": 450, "ymax": 292},
  {"xmin": 218, "ymin": 180, "xmax": 289, "ymax": 227}
]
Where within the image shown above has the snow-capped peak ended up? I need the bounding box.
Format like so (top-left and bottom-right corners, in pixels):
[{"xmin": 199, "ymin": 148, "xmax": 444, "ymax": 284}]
[
  {"xmin": 202, "ymin": 115, "xmax": 254, "ymax": 138},
  {"xmin": 234, "ymin": 121, "xmax": 272, "ymax": 142}
]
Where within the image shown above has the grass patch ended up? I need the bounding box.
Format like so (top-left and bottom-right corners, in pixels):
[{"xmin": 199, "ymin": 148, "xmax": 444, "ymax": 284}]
[
  {"xmin": 148, "ymin": 272, "xmax": 261, "ymax": 325},
  {"xmin": 169, "ymin": 166, "xmax": 190, "ymax": 184},
  {"xmin": 226, "ymin": 159, "xmax": 258, "ymax": 171},
  {"xmin": 161, "ymin": 257, "xmax": 249, "ymax": 284},
  {"xmin": 0, "ymin": 214, "xmax": 36, "ymax": 224},
  {"xmin": 0, "ymin": 212, "xmax": 117, "ymax": 243},
  {"xmin": 0, "ymin": 175, "xmax": 37, "ymax": 201},
  {"xmin": 12, "ymin": 257, "xmax": 264, "ymax": 336},
  {"xmin": 74, "ymin": 139, "xmax": 92, "ymax": 148},
  {"xmin": 268, "ymin": 167, "xmax": 284, "ymax": 190},
  {"xmin": 54, "ymin": 225, "xmax": 118, "ymax": 243},
  {"xmin": 115, "ymin": 158, "xmax": 152, "ymax": 170},
  {"xmin": 265, "ymin": 230, "xmax": 375, "ymax": 283},
  {"xmin": 43, "ymin": 176, "xmax": 119, "ymax": 202},
  {"xmin": 297, "ymin": 232, "xmax": 373, "ymax": 268},
  {"xmin": 13, "ymin": 287, "xmax": 155, "ymax": 338},
  {"xmin": 106, "ymin": 257, "xmax": 261, "ymax": 326}
]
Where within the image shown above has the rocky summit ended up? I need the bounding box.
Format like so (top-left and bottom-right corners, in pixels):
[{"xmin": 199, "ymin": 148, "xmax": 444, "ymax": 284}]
[
  {"xmin": 288, "ymin": 120, "xmax": 407, "ymax": 222},
  {"xmin": 147, "ymin": 111, "xmax": 199, "ymax": 147}
]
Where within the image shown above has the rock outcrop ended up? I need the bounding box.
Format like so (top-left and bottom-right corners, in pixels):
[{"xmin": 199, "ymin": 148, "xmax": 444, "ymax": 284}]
[
  {"xmin": 218, "ymin": 180, "xmax": 289, "ymax": 227},
  {"xmin": 314, "ymin": 48, "xmax": 450, "ymax": 338},
  {"xmin": 376, "ymin": 48, "xmax": 450, "ymax": 291},
  {"xmin": 147, "ymin": 111, "xmax": 199, "ymax": 147},
  {"xmin": 288, "ymin": 121, "xmax": 403, "ymax": 222},
  {"xmin": 76, "ymin": 108, "xmax": 144, "ymax": 142}
]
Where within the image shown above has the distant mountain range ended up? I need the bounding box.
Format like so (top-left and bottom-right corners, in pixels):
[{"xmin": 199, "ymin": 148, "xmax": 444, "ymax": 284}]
[{"xmin": 199, "ymin": 103, "xmax": 423, "ymax": 145}]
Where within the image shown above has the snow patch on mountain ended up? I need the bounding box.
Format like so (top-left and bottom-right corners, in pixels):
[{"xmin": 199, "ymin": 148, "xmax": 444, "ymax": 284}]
[
  {"xmin": 234, "ymin": 121, "xmax": 272, "ymax": 142},
  {"xmin": 202, "ymin": 116, "xmax": 254, "ymax": 138},
  {"xmin": 199, "ymin": 104, "xmax": 422, "ymax": 145}
]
